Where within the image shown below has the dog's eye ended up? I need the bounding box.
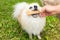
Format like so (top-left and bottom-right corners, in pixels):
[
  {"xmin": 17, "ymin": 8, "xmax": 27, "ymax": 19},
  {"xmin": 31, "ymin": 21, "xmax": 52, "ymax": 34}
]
[{"xmin": 29, "ymin": 7, "xmax": 32, "ymax": 9}]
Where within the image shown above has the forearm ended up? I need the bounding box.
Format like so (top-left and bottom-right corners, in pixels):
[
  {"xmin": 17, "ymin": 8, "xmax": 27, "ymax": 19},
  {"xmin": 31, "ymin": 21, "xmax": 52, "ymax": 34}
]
[{"xmin": 55, "ymin": 5, "xmax": 60, "ymax": 14}]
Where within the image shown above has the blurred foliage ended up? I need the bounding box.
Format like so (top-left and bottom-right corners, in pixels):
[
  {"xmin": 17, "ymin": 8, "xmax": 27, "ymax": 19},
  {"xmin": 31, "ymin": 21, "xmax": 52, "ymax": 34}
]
[{"xmin": 0, "ymin": 0, "xmax": 60, "ymax": 40}]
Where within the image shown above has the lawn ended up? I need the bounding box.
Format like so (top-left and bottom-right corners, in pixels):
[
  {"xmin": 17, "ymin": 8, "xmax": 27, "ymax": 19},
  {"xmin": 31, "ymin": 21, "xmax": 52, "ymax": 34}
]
[{"xmin": 0, "ymin": 0, "xmax": 60, "ymax": 40}]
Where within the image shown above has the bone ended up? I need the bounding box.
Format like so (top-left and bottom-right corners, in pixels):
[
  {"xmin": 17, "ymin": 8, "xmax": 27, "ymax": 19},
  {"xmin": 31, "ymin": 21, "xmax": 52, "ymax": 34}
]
[{"xmin": 26, "ymin": 10, "xmax": 40, "ymax": 16}]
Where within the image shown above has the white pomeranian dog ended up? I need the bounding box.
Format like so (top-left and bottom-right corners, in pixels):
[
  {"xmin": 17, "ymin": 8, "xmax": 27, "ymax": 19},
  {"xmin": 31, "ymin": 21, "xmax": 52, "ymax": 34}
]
[{"xmin": 13, "ymin": 2, "xmax": 46, "ymax": 40}]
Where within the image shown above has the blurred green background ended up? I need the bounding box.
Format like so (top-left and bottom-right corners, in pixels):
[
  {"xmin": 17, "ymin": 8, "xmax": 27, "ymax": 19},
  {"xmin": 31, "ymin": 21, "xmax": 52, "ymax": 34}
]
[{"xmin": 0, "ymin": 0, "xmax": 60, "ymax": 40}]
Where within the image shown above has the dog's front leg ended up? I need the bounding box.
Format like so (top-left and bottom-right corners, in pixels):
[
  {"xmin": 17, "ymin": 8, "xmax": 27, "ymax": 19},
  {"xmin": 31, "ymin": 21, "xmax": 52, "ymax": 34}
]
[
  {"xmin": 37, "ymin": 34, "xmax": 41, "ymax": 40},
  {"xmin": 28, "ymin": 33, "xmax": 33, "ymax": 40}
]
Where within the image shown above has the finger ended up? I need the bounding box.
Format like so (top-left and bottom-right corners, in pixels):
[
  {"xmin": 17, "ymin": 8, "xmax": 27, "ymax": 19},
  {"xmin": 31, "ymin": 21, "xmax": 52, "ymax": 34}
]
[
  {"xmin": 40, "ymin": 7, "xmax": 46, "ymax": 13},
  {"xmin": 46, "ymin": 12, "xmax": 53, "ymax": 16},
  {"xmin": 39, "ymin": 12, "xmax": 47, "ymax": 17}
]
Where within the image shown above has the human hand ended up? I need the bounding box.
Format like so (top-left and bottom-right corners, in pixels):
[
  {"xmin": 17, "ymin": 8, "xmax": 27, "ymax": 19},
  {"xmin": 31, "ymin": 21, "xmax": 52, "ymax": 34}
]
[{"xmin": 40, "ymin": 5, "xmax": 57, "ymax": 17}]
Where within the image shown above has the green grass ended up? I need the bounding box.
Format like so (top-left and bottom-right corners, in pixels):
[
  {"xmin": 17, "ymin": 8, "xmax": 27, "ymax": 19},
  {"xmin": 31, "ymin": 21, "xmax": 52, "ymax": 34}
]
[{"xmin": 0, "ymin": 0, "xmax": 60, "ymax": 40}]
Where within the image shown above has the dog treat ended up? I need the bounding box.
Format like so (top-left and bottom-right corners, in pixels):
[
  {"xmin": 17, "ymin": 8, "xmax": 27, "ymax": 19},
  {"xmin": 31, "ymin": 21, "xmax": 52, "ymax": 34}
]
[
  {"xmin": 26, "ymin": 10, "xmax": 40, "ymax": 16},
  {"xmin": 32, "ymin": 11, "xmax": 40, "ymax": 14}
]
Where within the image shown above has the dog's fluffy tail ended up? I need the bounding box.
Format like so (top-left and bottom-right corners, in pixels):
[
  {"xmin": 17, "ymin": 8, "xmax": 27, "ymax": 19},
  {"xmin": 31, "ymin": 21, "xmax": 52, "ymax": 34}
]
[{"xmin": 13, "ymin": 2, "xmax": 28, "ymax": 18}]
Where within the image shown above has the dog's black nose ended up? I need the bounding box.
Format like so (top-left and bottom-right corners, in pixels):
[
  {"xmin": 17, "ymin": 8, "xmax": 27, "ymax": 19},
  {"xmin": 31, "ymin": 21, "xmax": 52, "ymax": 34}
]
[{"xmin": 34, "ymin": 5, "xmax": 37, "ymax": 10}]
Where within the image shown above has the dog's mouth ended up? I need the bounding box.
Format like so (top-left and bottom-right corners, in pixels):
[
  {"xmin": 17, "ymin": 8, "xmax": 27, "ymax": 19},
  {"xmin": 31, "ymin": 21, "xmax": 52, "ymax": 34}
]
[
  {"xmin": 31, "ymin": 13, "xmax": 39, "ymax": 18},
  {"xmin": 31, "ymin": 10, "xmax": 40, "ymax": 18}
]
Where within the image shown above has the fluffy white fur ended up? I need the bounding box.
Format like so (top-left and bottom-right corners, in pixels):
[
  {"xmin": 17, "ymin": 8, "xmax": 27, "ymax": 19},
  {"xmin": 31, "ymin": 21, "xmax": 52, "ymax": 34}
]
[
  {"xmin": 13, "ymin": 2, "xmax": 28, "ymax": 18},
  {"xmin": 13, "ymin": 2, "xmax": 46, "ymax": 40}
]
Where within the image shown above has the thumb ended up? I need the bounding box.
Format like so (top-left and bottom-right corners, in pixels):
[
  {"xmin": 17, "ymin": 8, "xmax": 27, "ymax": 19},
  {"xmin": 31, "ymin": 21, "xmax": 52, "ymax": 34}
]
[{"xmin": 40, "ymin": 7, "xmax": 46, "ymax": 13}]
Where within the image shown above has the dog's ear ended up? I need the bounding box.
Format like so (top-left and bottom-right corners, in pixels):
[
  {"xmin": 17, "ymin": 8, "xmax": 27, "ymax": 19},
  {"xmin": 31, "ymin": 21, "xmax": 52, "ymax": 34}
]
[{"xmin": 13, "ymin": 2, "xmax": 28, "ymax": 18}]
